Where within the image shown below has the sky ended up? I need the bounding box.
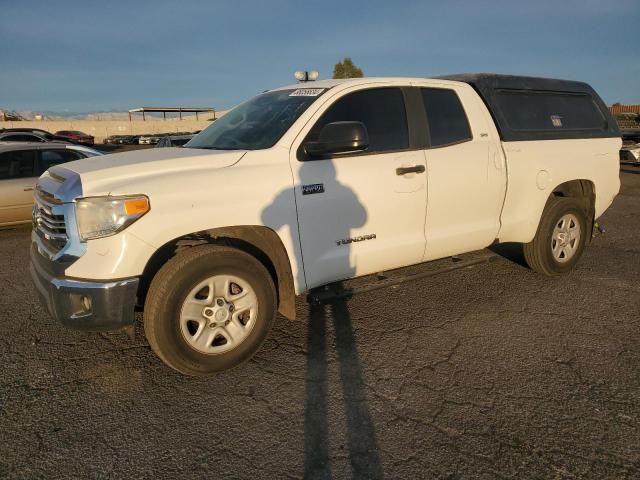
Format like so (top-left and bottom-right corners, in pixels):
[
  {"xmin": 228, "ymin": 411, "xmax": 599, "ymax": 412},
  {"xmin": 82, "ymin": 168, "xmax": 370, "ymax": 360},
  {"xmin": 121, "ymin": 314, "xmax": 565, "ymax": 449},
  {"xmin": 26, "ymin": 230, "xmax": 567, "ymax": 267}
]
[{"xmin": 1, "ymin": 0, "xmax": 638, "ymax": 113}]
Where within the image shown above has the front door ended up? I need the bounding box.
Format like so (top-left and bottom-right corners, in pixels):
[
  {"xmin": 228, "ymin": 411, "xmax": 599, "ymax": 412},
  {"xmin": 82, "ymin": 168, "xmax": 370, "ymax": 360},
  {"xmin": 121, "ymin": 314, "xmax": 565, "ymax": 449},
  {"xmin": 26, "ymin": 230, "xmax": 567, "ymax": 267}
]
[
  {"xmin": 290, "ymin": 86, "xmax": 428, "ymax": 289},
  {"xmin": 0, "ymin": 150, "xmax": 37, "ymax": 225}
]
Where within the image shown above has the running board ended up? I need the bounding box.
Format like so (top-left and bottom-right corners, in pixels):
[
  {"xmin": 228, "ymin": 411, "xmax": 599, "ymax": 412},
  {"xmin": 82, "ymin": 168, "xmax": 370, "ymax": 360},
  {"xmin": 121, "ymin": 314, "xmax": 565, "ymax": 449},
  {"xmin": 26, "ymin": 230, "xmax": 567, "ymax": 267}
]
[{"xmin": 308, "ymin": 253, "xmax": 499, "ymax": 304}]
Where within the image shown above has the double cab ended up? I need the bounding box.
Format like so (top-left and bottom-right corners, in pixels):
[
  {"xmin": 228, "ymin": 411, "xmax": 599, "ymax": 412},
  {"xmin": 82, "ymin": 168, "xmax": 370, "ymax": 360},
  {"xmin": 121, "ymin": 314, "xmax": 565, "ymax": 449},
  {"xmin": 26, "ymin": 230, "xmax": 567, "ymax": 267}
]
[{"xmin": 30, "ymin": 74, "xmax": 621, "ymax": 375}]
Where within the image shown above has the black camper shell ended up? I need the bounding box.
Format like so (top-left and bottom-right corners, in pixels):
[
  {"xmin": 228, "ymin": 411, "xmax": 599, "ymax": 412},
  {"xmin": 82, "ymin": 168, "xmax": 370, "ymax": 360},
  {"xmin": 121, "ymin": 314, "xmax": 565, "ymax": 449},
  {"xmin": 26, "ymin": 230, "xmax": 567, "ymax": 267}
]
[{"xmin": 440, "ymin": 74, "xmax": 620, "ymax": 142}]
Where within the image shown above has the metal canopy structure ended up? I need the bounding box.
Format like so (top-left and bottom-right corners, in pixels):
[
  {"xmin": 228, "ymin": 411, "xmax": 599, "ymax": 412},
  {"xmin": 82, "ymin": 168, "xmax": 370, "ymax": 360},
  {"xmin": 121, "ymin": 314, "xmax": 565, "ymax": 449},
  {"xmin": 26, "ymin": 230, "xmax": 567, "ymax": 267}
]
[{"xmin": 128, "ymin": 107, "xmax": 216, "ymax": 121}]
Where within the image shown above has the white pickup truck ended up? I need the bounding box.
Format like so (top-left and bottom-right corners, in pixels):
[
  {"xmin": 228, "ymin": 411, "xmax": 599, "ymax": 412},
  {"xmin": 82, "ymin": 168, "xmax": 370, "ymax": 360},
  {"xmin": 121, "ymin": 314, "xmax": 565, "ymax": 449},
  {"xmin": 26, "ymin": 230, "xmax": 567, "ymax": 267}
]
[{"xmin": 30, "ymin": 74, "xmax": 621, "ymax": 375}]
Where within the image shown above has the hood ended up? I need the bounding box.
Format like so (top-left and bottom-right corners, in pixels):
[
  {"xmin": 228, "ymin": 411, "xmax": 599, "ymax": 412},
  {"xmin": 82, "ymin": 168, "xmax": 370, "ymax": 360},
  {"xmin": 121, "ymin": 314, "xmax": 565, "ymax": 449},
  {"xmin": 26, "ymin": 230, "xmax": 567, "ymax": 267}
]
[{"xmin": 54, "ymin": 147, "xmax": 246, "ymax": 196}]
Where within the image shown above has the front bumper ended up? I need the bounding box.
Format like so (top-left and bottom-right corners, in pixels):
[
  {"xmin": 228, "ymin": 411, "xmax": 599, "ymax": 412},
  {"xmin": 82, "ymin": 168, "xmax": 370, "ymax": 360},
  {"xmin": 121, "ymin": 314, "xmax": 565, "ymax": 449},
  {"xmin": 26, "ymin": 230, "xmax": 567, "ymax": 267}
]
[{"xmin": 30, "ymin": 244, "xmax": 139, "ymax": 332}]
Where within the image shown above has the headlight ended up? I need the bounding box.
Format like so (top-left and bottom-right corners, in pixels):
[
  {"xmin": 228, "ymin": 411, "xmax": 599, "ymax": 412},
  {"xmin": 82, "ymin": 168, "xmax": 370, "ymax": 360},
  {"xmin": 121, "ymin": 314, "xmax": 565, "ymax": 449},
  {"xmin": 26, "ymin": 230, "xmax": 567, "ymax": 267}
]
[{"xmin": 75, "ymin": 195, "xmax": 150, "ymax": 240}]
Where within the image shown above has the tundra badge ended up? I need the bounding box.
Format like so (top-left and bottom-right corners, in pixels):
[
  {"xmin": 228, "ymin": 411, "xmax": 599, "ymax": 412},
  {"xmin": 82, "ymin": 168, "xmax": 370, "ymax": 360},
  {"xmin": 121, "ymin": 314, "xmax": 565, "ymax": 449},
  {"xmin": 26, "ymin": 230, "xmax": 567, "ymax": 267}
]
[{"xmin": 336, "ymin": 234, "xmax": 377, "ymax": 246}]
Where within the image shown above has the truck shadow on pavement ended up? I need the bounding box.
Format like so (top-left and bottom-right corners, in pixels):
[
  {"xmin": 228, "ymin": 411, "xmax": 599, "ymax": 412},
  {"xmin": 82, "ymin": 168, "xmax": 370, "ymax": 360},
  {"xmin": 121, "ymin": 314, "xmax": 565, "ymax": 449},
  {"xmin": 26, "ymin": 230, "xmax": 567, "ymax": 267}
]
[
  {"xmin": 261, "ymin": 159, "xmax": 382, "ymax": 478},
  {"xmin": 303, "ymin": 289, "xmax": 383, "ymax": 480}
]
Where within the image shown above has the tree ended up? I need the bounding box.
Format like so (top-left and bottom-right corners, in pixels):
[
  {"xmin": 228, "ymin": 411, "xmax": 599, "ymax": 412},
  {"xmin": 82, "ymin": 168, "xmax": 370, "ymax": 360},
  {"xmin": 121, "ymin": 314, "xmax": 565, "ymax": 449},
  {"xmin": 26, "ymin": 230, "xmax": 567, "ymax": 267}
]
[{"xmin": 332, "ymin": 57, "xmax": 364, "ymax": 79}]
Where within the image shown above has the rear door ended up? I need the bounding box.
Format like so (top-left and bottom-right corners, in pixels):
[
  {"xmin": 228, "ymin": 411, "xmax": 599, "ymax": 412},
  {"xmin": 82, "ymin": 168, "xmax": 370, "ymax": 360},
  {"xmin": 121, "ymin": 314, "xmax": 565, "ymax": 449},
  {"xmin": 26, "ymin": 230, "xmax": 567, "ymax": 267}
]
[
  {"xmin": 0, "ymin": 150, "xmax": 38, "ymax": 225},
  {"xmin": 419, "ymin": 85, "xmax": 507, "ymax": 260}
]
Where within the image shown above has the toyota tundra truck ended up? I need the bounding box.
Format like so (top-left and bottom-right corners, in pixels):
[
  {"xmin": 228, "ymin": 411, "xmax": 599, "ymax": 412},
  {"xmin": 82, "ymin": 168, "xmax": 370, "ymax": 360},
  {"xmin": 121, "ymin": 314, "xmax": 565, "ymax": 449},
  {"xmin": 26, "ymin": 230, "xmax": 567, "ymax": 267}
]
[{"xmin": 30, "ymin": 74, "xmax": 621, "ymax": 375}]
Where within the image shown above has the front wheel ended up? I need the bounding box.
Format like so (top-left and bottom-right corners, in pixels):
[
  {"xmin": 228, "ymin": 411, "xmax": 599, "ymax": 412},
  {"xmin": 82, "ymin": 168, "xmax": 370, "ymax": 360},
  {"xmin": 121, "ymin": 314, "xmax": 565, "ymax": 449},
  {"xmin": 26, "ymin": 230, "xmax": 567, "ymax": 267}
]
[
  {"xmin": 523, "ymin": 197, "xmax": 589, "ymax": 276},
  {"xmin": 144, "ymin": 245, "xmax": 277, "ymax": 375}
]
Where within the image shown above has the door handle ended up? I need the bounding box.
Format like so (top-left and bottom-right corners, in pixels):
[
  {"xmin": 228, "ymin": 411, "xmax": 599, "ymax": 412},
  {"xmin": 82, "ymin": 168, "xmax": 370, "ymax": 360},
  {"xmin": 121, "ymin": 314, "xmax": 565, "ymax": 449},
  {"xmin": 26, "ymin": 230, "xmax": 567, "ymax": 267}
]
[{"xmin": 396, "ymin": 165, "xmax": 425, "ymax": 176}]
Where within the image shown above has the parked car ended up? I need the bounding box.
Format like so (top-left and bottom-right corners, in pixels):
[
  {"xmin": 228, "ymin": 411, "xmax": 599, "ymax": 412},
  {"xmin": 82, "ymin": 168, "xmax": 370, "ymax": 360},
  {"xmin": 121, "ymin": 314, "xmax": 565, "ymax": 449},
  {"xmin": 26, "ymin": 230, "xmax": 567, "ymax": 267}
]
[
  {"xmin": 0, "ymin": 128, "xmax": 58, "ymax": 138},
  {"xmin": 0, "ymin": 131, "xmax": 68, "ymax": 144},
  {"xmin": 138, "ymin": 134, "xmax": 163, "ymax": 145},
  {"xmin": 103, "ymin": 134, "xmax": 135, "ymax": 145},
  {"xmin": 155, "ymin": 134, "xmax": 195, "ymax": 148},
  {"xmin": 620, "ymin": 143, "xmax": 640, "ymax": 163},
  {"xmin": 54, "ymin": 130, "xmax": 95, "ymax": 145},
  {"xmin": 621, "ymin": 131, "xmax": 640, "ymax": 145},
  {"xmin": 0, "ymin": 142, "xmax": 102, "ymax": 227},
  {"xmin": 120, "ymin": 135, "xmax": 141, "ymax": 145},
  {"xmin": 30, "ymin": 74, "xmax": 621, "ymax": 375}
]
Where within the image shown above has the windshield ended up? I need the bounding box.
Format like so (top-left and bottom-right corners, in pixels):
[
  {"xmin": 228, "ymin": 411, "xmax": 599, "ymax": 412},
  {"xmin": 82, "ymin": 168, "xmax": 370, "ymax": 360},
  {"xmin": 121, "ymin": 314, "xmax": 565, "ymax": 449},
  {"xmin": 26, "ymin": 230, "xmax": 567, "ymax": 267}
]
[{"xmin": 185, "ymin": 89, "xmax": 325, "ymax": 150}]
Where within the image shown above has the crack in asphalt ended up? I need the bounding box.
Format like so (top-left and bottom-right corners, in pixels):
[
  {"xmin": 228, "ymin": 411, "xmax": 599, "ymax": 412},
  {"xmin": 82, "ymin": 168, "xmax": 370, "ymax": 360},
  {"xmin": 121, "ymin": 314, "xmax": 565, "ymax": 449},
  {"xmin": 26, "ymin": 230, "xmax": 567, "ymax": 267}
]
[{"xmin": 1, "ymin": 172, "xmax": 639, "ymax": 479}]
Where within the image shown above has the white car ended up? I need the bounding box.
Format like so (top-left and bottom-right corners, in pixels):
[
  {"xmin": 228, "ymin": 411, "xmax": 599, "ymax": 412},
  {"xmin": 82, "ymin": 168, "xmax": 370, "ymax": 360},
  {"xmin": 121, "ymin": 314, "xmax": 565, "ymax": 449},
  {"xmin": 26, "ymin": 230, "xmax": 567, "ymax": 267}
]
[
  {"xmin": 621, "ymin": 143, "xmax": 640, "ymax": 163},
  {"xmin": 30, "ymin": 74, "xmax": 621, "ymax": 375},
  {"xmin": 155, "ymin": 134, "xmax": 194, "ymax": 148},
  {"xmin": 138, "ymin": 135, "xmax": 162, "ymax": 145}
]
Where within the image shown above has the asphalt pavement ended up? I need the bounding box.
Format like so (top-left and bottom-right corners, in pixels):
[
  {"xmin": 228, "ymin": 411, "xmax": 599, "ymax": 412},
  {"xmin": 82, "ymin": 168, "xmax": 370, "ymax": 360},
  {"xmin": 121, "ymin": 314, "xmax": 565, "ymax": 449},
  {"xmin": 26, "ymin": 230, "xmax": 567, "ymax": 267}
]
[{"xmin": 1, "ymin": 169, "xmax": 639, "ymax": 479}]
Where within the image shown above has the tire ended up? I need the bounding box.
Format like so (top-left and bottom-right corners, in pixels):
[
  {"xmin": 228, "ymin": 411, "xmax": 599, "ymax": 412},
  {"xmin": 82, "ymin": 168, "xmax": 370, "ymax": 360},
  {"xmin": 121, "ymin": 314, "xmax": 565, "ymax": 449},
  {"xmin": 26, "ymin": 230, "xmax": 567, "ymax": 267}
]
[
  {"xmin": 144, "ymin": 245, "xmax": 277, "ymax": 375},
  {"xmin": 523, "ymin": 196, "xmax": 589, "ymax": 276}
]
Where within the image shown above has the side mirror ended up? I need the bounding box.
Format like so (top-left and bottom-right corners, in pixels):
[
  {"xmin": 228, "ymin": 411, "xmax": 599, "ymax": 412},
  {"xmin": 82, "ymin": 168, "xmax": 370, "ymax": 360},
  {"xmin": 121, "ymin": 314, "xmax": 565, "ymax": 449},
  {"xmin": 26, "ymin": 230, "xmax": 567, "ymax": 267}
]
[{"xmin": 304, "ymin": 121, "xmax": 369, "ymax": 157}]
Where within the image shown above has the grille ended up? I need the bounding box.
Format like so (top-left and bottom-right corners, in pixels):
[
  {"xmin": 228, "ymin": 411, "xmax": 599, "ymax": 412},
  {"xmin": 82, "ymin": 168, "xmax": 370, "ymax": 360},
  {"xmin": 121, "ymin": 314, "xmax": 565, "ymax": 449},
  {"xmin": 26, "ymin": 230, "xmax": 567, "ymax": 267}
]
[{"xmin": 33, "ymin": 190, "xmax": 68, "ymax": 256}]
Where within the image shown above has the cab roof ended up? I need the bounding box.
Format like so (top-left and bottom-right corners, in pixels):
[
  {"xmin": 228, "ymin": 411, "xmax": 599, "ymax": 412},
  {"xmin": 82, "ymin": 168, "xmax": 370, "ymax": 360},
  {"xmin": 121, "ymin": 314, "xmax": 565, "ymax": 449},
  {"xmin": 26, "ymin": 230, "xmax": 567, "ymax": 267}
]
[
  {"xmin": 270, "ymin": 76, "xmax": 465, "ymax": 92},
  {"xmin": 271, "ymin": 73, "xmax": 601, "ymax": 94},
  {"xmin": 272, "ymin": 73, "xmax": 619, "ymax": 141}
]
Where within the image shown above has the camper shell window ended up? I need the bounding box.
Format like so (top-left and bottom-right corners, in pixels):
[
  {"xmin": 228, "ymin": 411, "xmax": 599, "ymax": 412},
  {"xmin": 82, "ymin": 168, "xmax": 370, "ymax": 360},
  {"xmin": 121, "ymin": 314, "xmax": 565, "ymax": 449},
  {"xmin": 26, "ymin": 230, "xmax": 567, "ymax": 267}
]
[
  {"xmin": 495, "ymin": 90, "xmax": 606, "ymax": 132},
  {"xmin": 439, "ymin": 73, "xmax": 620, "ymax": 141}
]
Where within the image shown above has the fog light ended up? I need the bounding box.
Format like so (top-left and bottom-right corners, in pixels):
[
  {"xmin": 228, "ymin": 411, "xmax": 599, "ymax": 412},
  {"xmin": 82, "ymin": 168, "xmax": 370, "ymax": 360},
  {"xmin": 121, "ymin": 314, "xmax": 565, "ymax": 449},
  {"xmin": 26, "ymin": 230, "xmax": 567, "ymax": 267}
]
[{"xmin": 69, "ymin": 293, "xmax": 92, "ymax": 317}]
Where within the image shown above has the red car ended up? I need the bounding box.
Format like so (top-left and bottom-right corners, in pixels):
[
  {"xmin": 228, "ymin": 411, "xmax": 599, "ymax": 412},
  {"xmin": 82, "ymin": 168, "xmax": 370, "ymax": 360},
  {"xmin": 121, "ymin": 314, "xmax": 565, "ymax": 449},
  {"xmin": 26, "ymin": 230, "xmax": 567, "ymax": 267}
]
[{"xmin": 54, "ymin": 130, "xmax": 95, "ymax": 145}]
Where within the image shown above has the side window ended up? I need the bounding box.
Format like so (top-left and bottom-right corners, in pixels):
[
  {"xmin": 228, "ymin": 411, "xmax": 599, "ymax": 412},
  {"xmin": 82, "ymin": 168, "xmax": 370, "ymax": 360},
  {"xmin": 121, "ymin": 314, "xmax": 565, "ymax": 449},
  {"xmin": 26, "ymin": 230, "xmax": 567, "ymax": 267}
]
[
  {"xmin": 306, "ymin": 87, "xmax": 409, "ymax": 155},
  {"xmin": 39, "ymin": 149, "xmax": 83, "ymax": 174},
  {"xmin": 421, "ymin": 88, "xmax": 472, "ymax": 147},
  {"xmin": 0, "ymin": 151, "xmax": 36, "ymax": 180}
]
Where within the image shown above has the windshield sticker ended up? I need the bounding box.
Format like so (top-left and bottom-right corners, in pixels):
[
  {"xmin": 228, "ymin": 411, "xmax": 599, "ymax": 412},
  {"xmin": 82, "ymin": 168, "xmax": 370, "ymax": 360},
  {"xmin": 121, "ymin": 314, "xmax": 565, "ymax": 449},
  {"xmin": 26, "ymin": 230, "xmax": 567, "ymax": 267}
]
[
  {"xmin": 302, "ymin": 183, "xmax": 324, "ymax": 195},
  {"xmin": 290, "ymin": 88, "xmax": 325, "ymax": 97}
]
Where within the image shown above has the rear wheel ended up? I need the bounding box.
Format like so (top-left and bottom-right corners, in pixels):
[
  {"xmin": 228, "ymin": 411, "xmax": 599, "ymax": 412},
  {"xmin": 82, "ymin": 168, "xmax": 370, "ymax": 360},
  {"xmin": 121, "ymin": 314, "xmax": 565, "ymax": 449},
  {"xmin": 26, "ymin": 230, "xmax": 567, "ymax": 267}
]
[
  {"xmin": 523, "ymin": 197, "xmax": 589, "ymax": 275},
  {"xmin": 144, "ymin": 245, "xmax": 277, "ymax": 375}
]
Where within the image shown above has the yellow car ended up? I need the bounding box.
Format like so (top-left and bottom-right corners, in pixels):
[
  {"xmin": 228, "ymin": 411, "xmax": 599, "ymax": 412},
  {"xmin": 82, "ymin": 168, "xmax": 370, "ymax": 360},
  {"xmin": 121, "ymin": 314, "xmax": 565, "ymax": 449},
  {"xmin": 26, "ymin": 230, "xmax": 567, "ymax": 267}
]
[{"xmin": 0, "ymin": 142, "xmax": 103, "ymax": 227}]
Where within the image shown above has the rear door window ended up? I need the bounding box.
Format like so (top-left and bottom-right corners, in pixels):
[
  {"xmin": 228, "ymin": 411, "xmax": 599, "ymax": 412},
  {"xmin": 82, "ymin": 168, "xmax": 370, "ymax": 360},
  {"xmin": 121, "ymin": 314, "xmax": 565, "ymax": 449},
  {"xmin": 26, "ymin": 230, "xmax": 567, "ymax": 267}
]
[
  {"xmin": 0, "ymin": 150, "xmax": 37, "ymax": 180},
  {"xmin": 420, "ymin": 88, "xmax": 472, "ymax": 147}
]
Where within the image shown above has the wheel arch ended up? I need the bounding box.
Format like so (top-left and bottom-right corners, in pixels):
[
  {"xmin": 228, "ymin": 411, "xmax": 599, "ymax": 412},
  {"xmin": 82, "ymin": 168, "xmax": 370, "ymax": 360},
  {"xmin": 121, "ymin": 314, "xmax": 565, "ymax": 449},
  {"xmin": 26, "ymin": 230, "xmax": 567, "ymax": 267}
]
[
  {"xmin": 551, "ymin": 179, "xmax": 595, "ymax": 202},
  {"xmin": 498, "ymin": 178, "xmax": 597, "ymax": 244},
  {"xmin": 138, "ymin": 225, "xmax": 296, "ymax": 320},
  {"xmin": 541, "ymin": 179, "xmax": 596, "ymax": 241},
  {"xmin": 551, "ymin": 178, "xmax": 595, "ymax": 219}
]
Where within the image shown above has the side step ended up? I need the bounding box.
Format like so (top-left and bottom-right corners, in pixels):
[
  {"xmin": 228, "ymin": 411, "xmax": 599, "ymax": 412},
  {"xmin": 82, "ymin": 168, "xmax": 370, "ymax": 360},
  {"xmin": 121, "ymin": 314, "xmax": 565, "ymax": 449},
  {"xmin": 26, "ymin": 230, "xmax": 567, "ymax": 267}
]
[{"xmin": 308, "ymin": 253, "xmax": 499, "ymax": 304}]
